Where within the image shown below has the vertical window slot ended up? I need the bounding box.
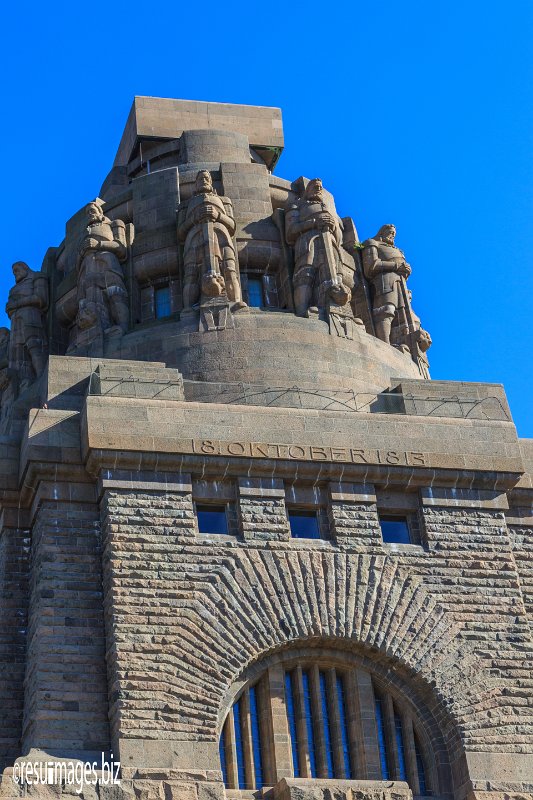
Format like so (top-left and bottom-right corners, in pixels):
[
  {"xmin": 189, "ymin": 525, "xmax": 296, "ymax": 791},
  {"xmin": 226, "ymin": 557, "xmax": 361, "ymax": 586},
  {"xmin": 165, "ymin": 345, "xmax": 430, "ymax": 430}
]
[
  {"xmin": 285, "ymin": 671, "xmax": 301, "ymax": 777},
  {"xmin": 375, "ymin": 695, "xmax": 390, "ymax": 780},
  {"xmin": 302, "ymin": 670, "xmax": 317, "ymax": 777}
]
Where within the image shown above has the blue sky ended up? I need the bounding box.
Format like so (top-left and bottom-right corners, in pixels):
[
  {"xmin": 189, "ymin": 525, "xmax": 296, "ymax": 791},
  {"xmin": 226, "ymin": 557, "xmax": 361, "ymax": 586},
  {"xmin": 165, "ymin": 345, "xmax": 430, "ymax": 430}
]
[{"xmin": 0, "ymin": 1, "xmax": 531, "ymax": 435}]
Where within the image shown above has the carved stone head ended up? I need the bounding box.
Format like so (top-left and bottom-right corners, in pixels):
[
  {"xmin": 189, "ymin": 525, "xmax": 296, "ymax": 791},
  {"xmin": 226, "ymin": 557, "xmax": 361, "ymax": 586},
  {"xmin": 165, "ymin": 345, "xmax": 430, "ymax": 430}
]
[
  {"xmin": 12, "ymin": 261, "xmax": 30, "ymax": 283},
  {"xmin": 304, "ymin": 177, "xmax": 323, "ymax": 201},
  {"xmin": 86, "ymin": 201, "xmax": 104, "ymax": 224},
  {"xmin": 376, "ymin": 224, "xmax": 396, "ymax": 245},
  {"xmin": 195, "ymin": 170, "xmax": 214, "ymax": 195},
  {"xmin": 417, "ymin": 328, "xmax": 432, "ymax": 352},
  {"xmin": 76, "ymin": 300, "xmax": 99, "ymax": 330}
]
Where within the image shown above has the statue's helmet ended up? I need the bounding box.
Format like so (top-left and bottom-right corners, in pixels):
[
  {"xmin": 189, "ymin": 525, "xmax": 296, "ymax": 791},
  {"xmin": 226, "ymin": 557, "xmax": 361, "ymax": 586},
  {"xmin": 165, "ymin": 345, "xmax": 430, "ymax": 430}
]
[{"xmin": 86, "ymin": 201, "xmax": 104, "ymax": 221}]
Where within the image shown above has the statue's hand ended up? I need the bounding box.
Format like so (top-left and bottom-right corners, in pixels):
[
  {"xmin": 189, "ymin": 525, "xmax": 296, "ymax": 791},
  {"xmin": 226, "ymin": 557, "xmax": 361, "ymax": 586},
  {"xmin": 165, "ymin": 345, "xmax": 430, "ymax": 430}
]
[
  {"xmin": 81, "ymin": 237, "xmax": 100, "ymax": 252},
  {"xmin": 198, "ymin": 204, "xmax": 218, "ymax": 223},
  {"xmin": 396, "ymin": 260, "xmax": 411, "ymax": 278},
  {"xmin": 317, "ymin": 212, "xmax": 335, "ymax": 232}
]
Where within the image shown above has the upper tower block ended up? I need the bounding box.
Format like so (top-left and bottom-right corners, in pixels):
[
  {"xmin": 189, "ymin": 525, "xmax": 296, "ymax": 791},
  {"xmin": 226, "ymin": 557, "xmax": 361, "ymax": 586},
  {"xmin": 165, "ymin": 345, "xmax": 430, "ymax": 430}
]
[{"xmin": 106, "ymin": 97, "xmax": 284, "ymax": 188}]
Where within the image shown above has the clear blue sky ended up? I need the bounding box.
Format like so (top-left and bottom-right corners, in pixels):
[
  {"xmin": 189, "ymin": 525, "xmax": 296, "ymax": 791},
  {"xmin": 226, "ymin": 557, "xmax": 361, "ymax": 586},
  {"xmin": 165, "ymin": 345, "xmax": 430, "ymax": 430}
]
[{"xmin": 1, "ymin": 1, "xmax": 531, "ymax": 435}]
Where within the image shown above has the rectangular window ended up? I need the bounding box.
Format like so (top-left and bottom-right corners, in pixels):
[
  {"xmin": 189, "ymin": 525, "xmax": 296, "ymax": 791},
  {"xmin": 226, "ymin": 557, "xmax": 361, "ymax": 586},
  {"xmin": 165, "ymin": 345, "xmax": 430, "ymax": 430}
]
[
  {"xmin": 302, "ymin": 670, "xmax": 317, "ymax": 777},
  {"xmin": 288, "ymin": 509, "xmax": 321, "ymax": 539},
  {"xmin": 319, "ymin": 671, "xmax": 335, "ymax": 778},
  {"xmin": 249, "ymin": 685, "xmax": 264, "ymax": 789},
  {"xmin": 379, "ymin": 515, "xmax": 411, "ymax": 544},
  {"xmin": 374, "ymin": 695, "xmax": 390, "ymax": 780},
  {"xmin": 233, "ymin": 699, "xmax": 246, "ymax": 789},
  {"xmin": 247, "ymin": 277, "xmax": 264, "ymax": 308},
  {"xmin": 394, "ymin": 712, "xmax": 407, "ymax": 781},
  {"xmin": 155, "ymin": 285, "xmax": 171, "ymax": 318},
  {"xmin": 284, "ymin": 671, "xmax": 301, "ymax": 777},
  {"xmin": 336, "ymin": 674, "xmax": 352, "ymax": 778},
  {"xmin": 414, "ymin": 733, "xmax": 429, "ymax": 795},
  {"xmin": 196, "ymin": 504, "xmax": 228, "ymax": 535}
]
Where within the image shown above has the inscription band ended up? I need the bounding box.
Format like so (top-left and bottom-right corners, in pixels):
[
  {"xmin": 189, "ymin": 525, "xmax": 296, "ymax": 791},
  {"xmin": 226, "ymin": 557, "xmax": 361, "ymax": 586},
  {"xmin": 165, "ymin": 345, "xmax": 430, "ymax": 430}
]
[{"xmin": 191, "ymin": 439, "xmax": 426, "ymax": 466}]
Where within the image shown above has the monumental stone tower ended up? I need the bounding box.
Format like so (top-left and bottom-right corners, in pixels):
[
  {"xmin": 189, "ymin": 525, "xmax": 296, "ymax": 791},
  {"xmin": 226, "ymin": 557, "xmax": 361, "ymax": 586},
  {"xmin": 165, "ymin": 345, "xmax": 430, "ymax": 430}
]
[{"xmin": 0, "ymin": 97, "xmax": 531, "ymax": 800}]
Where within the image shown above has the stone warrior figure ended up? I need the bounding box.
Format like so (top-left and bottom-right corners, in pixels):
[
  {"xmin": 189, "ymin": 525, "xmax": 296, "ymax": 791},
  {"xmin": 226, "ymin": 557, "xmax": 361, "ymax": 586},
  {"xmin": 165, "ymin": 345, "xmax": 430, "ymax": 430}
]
[
  {"xmin": 362, "ymin": 224, "xmax": 411, "ymax": 344},
  {"xmin": 391, "ymin": 289, "xmax": 432, "ymax": 379},
  {"xmin": 178, "ymin": 170, "xmax": 246, "ymax": 311},
  {"xmin": 76, "ymin": 201, "xmax": 130, "ymax": 335},
  {"xmin": 5, "ymin": 261, "xmax": 49, "ymax": 390},
  {"xmin": 0, "ymin": 327, "xmax": 15, "ymax": 429},
  {"xmin": 285, "ymin": 178, "xmax": 351, "ymax": 317}
]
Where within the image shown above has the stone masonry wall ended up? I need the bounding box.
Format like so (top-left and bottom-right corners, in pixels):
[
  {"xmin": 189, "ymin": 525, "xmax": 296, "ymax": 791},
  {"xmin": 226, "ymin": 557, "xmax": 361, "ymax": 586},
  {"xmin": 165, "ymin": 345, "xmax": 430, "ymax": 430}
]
[
  {"xmin": 0, "ymin": 513, "xmax": 30, "ymax": 772},
  {"xmin": 98, "ymin": 476, "xmax": 533, "ymax": 790},
  {"xmin": 23, "ymin": 496, "xmax": 109, "ymax": 755},
  {"xmin": 100, "ymin": 480, "xmax": 197, "ymax": 761}
]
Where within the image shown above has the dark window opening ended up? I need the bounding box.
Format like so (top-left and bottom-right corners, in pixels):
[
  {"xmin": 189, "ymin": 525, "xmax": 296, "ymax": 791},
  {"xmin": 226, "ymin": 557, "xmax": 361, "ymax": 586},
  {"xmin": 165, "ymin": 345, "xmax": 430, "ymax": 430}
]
[
  {"xmin": 222, "ymin": 661, "xmax": 439, "ymax": 794},
  {"xmin": 220, "ymin": 681, "xmax": 266, "ymax": 789},
  {"xmin": 336, "ymin": 674, "xmax": 352, "ymax": 778},
  {"xmin": 288, "ymin": 509, "xmax": 321, "ymax": 539},
  {"xmin": 394, "ymin": 711, "xmax": 408, "ymax": 781},
  {"xmin": 375, "ymin": 694, "xmax": 390, "ymax": 779},
  {"xmin": 233, "ymin": 698, "xmax": 246, "ymax": 788},
  {"xmin": 379, "ymin": 515, "xmax": 411, "ymax": 545},
  {"xmin": 285, "ymin": 671, "xmax": 301, "ymax": 777},
  {"xmin": 319, "ymin": 670, "xmax": 335, "ymax": 777},
  {"xmin": 196, "ymin": 504, "xmax": 228, "ymax": 535},
  {"xmin": 301, "ymin": 670, "xmax": 317, "ymax": 776},
  {"xmin": 415, "ymin": 732, "xmax": 429, "ymax": 794},
  {"xmin": 155, "ymin": 285, "xmax": 171, "ymax": 318},
  {"xmin": 247, "ymin": 277, "xmax": 264, "ymax": 308}
]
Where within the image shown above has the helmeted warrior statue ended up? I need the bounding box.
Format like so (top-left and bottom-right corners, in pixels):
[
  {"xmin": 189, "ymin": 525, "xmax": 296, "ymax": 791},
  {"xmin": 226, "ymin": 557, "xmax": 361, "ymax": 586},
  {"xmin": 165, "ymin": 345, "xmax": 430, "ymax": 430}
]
[
  {"xmin": 178, "ymin": 170, "xmax": 246, "ymax": 311},
  {"xmin": 5, "ymin": 261, "xmax": 49, "ymax": 390},
  {"xmin": 285, "ymin": 178, "xmax": 351, "ymax": 318},
  {"xmin": 362, "ymin": 224, "xmax": 411, "ymax": 344},
  {"xmin": 76, "ymin": 201, "xmax": 130, "ymax": 336}
]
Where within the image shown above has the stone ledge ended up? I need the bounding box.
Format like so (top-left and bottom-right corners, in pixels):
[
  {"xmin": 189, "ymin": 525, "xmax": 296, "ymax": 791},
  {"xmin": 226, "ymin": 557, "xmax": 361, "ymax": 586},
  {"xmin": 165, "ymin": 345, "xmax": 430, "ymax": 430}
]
[{"xmin": 272, "ymin": 778, "xmax": 412, "ymax": 800}]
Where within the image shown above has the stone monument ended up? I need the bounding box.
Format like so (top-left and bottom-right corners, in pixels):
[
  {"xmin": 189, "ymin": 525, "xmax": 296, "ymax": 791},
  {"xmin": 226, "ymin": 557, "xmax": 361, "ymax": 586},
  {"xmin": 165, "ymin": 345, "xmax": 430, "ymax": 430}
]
[{"xmin": 0, "ymin": 97, "xmax": 530, "ymax": 800}]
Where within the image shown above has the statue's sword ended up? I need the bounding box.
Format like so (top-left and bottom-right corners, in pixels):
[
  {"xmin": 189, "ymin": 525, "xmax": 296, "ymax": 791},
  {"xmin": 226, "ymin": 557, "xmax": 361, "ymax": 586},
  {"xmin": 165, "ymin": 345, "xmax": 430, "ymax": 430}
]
[
  {"xmin": 202, "ymin": 221, "xmax": 220, "ymax": 280},
  {"xmin": 399, "ymin": 276, "xmax": 419, "ymax": 365},
  {"xmin": 320, "ymin": 229, "xmax": 341, "ymax": 291}
]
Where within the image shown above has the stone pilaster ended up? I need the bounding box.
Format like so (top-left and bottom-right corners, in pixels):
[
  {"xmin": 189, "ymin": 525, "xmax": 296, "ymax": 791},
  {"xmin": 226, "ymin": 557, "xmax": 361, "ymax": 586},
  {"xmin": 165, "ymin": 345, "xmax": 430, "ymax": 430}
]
[
  {"xmin": 22, "ymin": 482, "xmax": 109, "ymax": 757},
  {"xmin": 327, "ymin": 483, "xmax": 381, "ymax": 546},
  {"xmin": 0, "ymin": 508, "xmax": 30, "ymax": 772},
  {"xmin": 238, "ymin": 477, "xmax": 290, "ymax": 542}
]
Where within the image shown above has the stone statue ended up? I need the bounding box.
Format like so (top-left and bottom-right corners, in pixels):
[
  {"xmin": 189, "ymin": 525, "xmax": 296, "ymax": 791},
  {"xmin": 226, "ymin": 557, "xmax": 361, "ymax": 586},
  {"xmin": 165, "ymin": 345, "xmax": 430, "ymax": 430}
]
[
  {"xmin": 0, "ymin": 327, "xmax": 16, "ymax": 430},
  {"xmin": 0, "ymin": 327, "xmax": 10, "ymax": 393},
  {"xmin": 67, "ymin": 300, "xmax": 107, "ymax": 357},
  {"xmin": 362, "ymin": 224, "xmax": 411, "ymax": 343},
  {"xmin": 178, "ymin": 170, "xmax": 246, "ymax": 312},
  {"xmin": 391, "ymin": 289, "xmax": 432, "ymax": 378},
  {"xmin": 76, "ymin": 201, "xmax": 130, "ymax": 336},
  {"xmin": 285, "ymin": 178, "xmax": 351, "ymax": 318},
  {"xmin": 5, "ymin": 262, "xmax": 49, "ymax": 389}
]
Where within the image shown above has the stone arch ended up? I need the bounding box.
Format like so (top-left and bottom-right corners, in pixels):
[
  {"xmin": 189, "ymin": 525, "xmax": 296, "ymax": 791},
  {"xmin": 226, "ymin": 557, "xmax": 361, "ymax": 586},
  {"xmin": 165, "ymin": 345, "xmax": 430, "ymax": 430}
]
[
  {"xmin": 217, "ymin": 640, "xmax": 457, "ymax": 796},
  {"xmin": 181, "ymin": 548, "xmax": 492, "ymax": 753}
]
